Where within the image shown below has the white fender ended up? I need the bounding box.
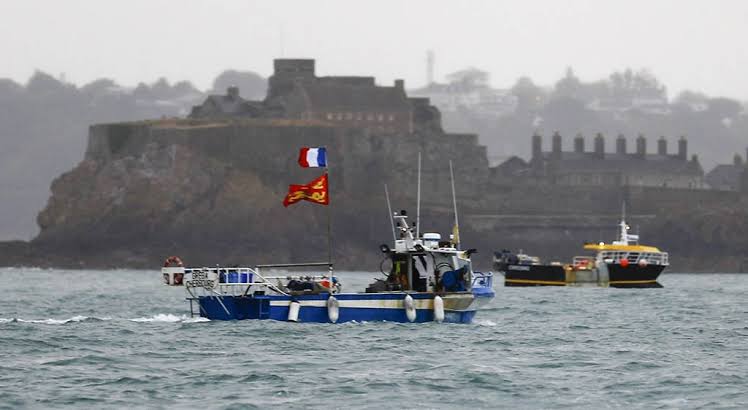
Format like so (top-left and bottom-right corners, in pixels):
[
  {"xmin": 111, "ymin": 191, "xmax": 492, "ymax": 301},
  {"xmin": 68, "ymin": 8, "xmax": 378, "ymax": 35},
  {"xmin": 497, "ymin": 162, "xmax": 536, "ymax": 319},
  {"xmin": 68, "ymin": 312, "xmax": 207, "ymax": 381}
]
[
  {"xmin": 433, "ymin": 295, "xmax": 445, "ymax": 323},
  {"xmin": 287, "ymin": 300, "xmax": 300, "ymax": 322},
  {"xmin": 327, "ymin": 296, "xmax": 340, "ymax": 323},
  {"xmin": 404, "ymin": 294, "xmax": 416, "ymax": 322}
]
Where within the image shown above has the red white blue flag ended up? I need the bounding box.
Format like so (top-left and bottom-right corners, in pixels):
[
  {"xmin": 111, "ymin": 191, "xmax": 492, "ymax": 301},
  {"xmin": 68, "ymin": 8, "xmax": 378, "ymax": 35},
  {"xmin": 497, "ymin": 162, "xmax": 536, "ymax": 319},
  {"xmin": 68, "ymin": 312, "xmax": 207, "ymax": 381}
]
[{"xmin": 298, "ymin": 147, "xmax": 327, "ymax": 168}]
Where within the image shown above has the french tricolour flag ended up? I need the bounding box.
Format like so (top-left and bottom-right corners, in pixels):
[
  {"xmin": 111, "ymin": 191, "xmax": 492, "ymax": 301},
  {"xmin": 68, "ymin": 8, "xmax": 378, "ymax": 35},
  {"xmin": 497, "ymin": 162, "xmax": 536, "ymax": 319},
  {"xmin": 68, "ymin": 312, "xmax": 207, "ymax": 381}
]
[{"xmin": 298, "ymin": 147, "xmax": 327, "ymax": 168}]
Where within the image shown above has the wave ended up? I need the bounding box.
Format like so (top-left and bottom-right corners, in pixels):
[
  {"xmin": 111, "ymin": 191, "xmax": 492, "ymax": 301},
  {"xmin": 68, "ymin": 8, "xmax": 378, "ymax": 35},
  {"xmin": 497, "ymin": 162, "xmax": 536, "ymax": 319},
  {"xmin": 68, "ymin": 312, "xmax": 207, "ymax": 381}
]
[
  {"xmin": 128, "ymin": 313, "xmax": 210, "ymax": 323},
  {"xmin": 1, "ymin": 314, "xmax": 208, "ymax": 325},
  {"xmin": 13, "ymin": 315, "xmax": 109, "ymax": 325}
]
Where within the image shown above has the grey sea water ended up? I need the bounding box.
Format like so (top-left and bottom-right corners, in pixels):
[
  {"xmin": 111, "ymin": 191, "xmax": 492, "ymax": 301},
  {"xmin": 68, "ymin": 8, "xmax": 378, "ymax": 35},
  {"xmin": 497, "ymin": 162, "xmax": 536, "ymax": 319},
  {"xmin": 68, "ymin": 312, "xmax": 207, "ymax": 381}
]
[{"xmin": 1, "ymin": 269, "xmax": 747, "ymax": 409}]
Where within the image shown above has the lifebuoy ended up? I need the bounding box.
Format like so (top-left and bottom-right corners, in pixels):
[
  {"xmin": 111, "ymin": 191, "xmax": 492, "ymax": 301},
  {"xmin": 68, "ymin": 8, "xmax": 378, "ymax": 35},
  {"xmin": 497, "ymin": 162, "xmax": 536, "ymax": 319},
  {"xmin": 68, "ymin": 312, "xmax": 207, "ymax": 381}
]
[{"xmin": 163, "ymin": 256, "xmax": 184, "ymax": 267}]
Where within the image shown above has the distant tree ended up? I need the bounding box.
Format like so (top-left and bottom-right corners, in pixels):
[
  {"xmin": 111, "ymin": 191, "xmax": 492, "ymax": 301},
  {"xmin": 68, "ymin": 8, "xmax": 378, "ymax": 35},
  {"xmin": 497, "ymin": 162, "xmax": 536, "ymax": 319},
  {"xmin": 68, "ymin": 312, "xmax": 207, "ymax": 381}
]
[
  {"xmin": 511, "ymin": 77, "xmax": 545, "ymax": 114},
  {"xmin": 150, "ymin": 77, "xmax": 173, "ymax": 100},
  {"xmin": 553, "ymin": 67, "xmax": 583, "ymax": 101},
  {"xmin": 0, "ymin": 79, "xmax": 23, "ymax": 98},
  {"xmin": 608, "ymin": 68, "xmax": 666, "ymax": 102},
  {"xmin": 707, "ymin": 97, "xmax": 742, "ymax": 119},
  {"xmin": 445, "ymin": 67, "xmax": 490, "ymax": 91},
  {"xmin": 674, "ymin": 90, "xmax": 709, "ymax": 105},
  {"xmin": 26, "ymin": 70, "xmax": 68, "ymax": 96},
  {"xmin": 80, "ymin": 78, "xmax": 118, "ymax": 96},
  {"xmin": 172, "ymin": 81, "xmax": 200, "ymax": 96},
  {"xmin": 212, "ymin": 70, "xmax": 266, "ymax": 100}
]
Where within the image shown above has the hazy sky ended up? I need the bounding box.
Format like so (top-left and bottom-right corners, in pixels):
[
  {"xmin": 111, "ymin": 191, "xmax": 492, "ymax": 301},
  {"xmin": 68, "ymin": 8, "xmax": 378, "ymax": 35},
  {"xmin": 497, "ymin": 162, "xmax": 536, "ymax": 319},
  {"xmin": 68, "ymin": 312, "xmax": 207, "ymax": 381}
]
[{"xmin": 2, "ymin": 0, "xmax": 747, "ymax": 100}]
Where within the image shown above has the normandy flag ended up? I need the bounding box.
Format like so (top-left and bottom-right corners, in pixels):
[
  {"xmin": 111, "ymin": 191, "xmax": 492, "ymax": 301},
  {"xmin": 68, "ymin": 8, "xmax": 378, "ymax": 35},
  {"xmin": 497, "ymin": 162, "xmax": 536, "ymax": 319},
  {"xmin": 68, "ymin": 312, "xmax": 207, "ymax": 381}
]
[{"xmin": 283, "ymin": 173, "xmax": 329, "ymax": 207}]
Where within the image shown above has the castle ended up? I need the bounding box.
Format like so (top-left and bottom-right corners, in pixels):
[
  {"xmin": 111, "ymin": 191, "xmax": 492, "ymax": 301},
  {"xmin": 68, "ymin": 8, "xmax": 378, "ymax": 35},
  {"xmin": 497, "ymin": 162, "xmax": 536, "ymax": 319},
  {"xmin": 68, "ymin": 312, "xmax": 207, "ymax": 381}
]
[
  {"xmin": 495, "ymin": 132, "xmax": 705, "ymax": 189},
  {"xmin": 190, "ymin": 59, "xmax": 442, "ymax": 134}
]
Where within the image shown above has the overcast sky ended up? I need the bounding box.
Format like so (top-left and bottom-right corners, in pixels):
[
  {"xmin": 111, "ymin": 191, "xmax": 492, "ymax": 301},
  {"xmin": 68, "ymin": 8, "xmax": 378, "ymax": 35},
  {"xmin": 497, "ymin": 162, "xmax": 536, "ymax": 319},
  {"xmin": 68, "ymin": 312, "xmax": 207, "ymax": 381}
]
[{"xmin": 2, "ymin": 0, "xmax": 747, "ymax": 100}]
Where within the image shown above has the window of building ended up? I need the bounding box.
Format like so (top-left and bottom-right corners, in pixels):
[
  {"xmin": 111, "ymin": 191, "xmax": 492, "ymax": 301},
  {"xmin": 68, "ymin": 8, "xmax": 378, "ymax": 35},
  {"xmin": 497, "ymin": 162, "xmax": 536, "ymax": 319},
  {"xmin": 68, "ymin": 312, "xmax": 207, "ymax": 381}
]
[
  {"xmin": 326, "ymin": 113, "xmax": 334, "ymax": 120},
  {"xmin": 377, "ymin": 114, "xmax": 384, "ymax": 122},
  {"xmin": 345, "ymin": 113, "xmax": 353, "ymax": 120},
  {"xmin": 367, "ymin": 113, "xmax": 374, "ymax": 121},
  {"xmin": 336, "ymin": 113, "xmax": 343, "ymax": 121},
  {"xmin": 388, "ymin": 114, "xmax": 395, "ymax": 122},
  {"xmin": 356, "ymin": 113, "xmax": 362, "ymax": 121}
]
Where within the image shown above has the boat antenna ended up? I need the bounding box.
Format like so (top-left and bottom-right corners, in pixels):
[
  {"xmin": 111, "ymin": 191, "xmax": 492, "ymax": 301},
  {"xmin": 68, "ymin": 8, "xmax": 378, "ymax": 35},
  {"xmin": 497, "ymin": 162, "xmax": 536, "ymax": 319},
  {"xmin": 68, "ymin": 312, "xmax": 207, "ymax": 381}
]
[
  {"xmin": 416, "ymin": 151, "xmax": 421, "ymax": 239},
  {"xmin": 384, "ymin": 184, "xmax": 396, "ymax": 242},
  {"xmin": 449, "ymin": 160, "xmax": 460, "ymax": 250}
]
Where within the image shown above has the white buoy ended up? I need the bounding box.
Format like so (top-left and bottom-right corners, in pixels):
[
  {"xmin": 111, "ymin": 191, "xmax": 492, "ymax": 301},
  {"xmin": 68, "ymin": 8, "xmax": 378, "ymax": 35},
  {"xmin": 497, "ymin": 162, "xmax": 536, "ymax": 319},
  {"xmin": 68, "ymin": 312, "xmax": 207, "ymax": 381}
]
[
  {"xmin": 433, "ymin": 295, "xmax": 444, "ymax": 323},
  {"xmin": 404, "ymin": 294, "xmax": 416, "ymax": 322},
  {"xmin": 287, "ymin": 300, "xmax": 300, "ymax": 322},
  {"xmin": 327, "ymin": 296, "xmax": 340, "ymax": 323}
]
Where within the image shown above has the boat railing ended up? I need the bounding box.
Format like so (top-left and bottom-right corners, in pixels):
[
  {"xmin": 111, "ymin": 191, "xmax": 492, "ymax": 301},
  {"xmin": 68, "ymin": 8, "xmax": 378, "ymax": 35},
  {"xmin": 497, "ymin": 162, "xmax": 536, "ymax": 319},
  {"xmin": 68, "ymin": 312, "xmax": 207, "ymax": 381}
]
[
  {"xmin": 599, "ymin": 250, "xmax": 669, "ymax": 266},
  {"xmin": 181, "ymin": 262, "xmax": 333, "ymax": 296},
  {"xmin": 472, "ymin": 271, "xmax": 493, "ymax": 289}
]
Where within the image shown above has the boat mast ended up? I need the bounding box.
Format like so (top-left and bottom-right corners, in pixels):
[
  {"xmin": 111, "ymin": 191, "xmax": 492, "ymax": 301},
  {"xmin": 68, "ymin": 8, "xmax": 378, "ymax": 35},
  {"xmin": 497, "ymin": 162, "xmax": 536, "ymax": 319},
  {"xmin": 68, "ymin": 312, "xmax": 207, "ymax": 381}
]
[
  {"xmin": 618, "ymin": 201, "xmax": 628, "ymax": 245},
  {"xmin": 449, "ymin": 160, "xmax": 460, "ymax": 250},
  {"xmin": 384, "ymin": 184, "xmax": 396, "ymax": 242},
  {"xmin": 416, "ymin": 152, "xmax": 421, "ymax": 240}
]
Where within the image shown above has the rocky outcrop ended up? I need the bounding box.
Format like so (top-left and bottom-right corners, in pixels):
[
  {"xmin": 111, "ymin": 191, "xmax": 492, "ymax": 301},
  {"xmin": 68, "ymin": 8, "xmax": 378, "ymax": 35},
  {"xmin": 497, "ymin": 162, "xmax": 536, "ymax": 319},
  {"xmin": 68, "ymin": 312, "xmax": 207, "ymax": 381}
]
[{"xmin": 23, "ymin": 118, "xmax": 488, "ymax": 269}]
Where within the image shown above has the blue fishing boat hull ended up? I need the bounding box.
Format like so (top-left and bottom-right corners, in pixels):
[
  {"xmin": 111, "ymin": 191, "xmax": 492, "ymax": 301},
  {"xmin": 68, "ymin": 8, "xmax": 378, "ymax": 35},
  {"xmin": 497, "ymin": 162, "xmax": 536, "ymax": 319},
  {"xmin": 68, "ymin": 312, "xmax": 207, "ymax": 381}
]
[{"xmin": 196, "ymin": 292, "xmax": 480, "ymax": 323}]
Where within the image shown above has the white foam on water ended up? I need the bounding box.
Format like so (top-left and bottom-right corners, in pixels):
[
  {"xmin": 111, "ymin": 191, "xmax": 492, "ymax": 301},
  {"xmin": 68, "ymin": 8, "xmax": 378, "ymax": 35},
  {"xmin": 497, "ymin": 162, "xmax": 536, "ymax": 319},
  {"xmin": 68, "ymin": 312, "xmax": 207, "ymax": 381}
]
[
  {"xmin": 17, "ymin": 315, "xmax": 90, "ymax": 325},
  {"xmin": 129, "ymin": 313, "xmax": 209, "ymax": 323},
  {"xmin": 182, "ymin": 316, "xmax": 211, "ymax": 323},
  {"xmin": 9, "ymin": 316, "xmax": 112, "ymax": 325},
  {"xmin": 474, "ymin": 319, "xmax": 497, "ymax": 327}
]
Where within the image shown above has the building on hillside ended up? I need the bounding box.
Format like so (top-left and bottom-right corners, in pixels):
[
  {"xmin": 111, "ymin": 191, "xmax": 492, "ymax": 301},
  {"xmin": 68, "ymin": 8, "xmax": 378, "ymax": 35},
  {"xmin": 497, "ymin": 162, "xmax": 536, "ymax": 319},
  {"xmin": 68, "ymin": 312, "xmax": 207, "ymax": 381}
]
[
  {"xmin": 190, "ymin": 59, "xmax": 442, "ymax": 134},
  {"xmin": 494, "ymin": 132, "xmax": 704, "ymax": 188},
  {"xmin": 409, "ymin": 82, "xmax": 518, "ymax": 118},
  {"xmin": 705, "ymin": 149, "xmax": 748, "ymax": 191},
  {"xmin": 189, "ymin": 86, "xmax": 264, "ymax": 118},
  {"xmin": 586, "ymin": 96, "xmax": 670, "ymax": 116}
]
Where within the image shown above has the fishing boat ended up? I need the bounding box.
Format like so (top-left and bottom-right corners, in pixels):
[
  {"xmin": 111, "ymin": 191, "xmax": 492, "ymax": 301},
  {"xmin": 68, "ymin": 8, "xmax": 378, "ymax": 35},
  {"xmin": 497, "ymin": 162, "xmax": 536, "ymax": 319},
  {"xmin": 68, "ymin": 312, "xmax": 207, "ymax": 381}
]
[
  {"xmin": 161, "ymin": 151, "xmax": 494, "ymax": 323},
  {"xmin": 493, "ymin": 208, "xmax": 668, "ymax": 288},
  {"xmin": 163, "ymin": 210, "xmax": 493, "ymax": 323}
]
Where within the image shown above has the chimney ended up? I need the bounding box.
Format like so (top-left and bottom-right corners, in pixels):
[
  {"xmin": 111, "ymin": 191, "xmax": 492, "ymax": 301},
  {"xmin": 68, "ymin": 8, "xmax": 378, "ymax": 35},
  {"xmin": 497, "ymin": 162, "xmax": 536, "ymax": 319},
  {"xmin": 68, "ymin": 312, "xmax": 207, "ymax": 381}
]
[
  {"xmin": 636, "ymin": 134, "xmax": 647, "ymax": 157},
  {"xmin": 678, "ymin": 136, "xmax": 687, "ymax": 160},
  {"xmin": 532, "ymin": 131, "xmax": 542, "ymax": 160},
  {"xmin": 734, "ymin": 153, "xmax": 744, "ymax": 167},
  {"xmin": 658, "ymin": 136, "xmax": 667, "ymax": 155},
  {"xmin": 227, "ymin": 86, "xmax": 239, "ymax": 100},
  {"xmin": 573, "ymin": 133, "xmax": 584, "ymax": 153},
  {"xmin": 552, "ymin": 131, "xmax": 562, "ymax": 158},
  {"xmin": 594, "ymin": 132, "xmax": 605, "ymax": 157},
  {"xmin": 394, "ymin": 79, "xmax": 404, "ymax": 90},
  {"xmin": 616, "ymin": 133, "xmax": 627, "ymax": 154}
]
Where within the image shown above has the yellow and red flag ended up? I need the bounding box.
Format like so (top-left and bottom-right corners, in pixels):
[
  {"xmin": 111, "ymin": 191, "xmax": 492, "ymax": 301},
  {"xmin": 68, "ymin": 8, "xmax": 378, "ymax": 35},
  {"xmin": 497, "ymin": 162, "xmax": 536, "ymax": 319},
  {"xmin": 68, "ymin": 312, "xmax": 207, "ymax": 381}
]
[{"xmin": 283, "ymin": 173, "xmax": 329, "ymax": 207}]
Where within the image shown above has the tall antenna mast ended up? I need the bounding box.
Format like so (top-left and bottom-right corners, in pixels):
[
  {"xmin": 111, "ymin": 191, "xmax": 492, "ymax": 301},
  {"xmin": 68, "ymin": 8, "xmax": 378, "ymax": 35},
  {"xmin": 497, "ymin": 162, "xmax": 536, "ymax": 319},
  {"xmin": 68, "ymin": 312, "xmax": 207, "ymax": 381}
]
[
  {"xmin": 416, "ymin": 152, "xmax": 421, "ymax": 239},
  {"xmin": 426, "ymin": 50, "xmax": 435, "ymax": 85},
  {"xmin": 384, "ymin": 184, "xmax": 396, "ymax": 242},
  {"xmin": 449, "ymin": 160, "xmax": 460, "ymax": 249}
]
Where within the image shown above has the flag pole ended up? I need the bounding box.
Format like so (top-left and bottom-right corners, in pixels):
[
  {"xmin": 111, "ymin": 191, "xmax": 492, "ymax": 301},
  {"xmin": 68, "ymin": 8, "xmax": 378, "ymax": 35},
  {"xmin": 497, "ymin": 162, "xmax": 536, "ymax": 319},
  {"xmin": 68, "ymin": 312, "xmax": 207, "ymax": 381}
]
[{"xmin": 325, "ymin": 148, "xmax": 333, "ymax": 277}]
